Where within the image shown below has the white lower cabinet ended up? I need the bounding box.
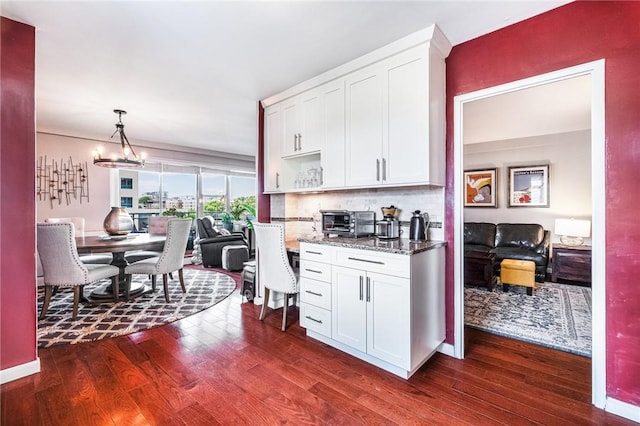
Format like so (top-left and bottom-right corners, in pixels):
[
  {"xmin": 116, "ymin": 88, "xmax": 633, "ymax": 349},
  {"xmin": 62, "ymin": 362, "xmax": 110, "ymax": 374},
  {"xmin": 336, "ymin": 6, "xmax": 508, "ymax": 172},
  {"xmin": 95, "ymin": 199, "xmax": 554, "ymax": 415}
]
[
  {"xmin": 299, "ymin": 241, "xmax": 445, "ymax": 379},
  {"xmin": 332, "ymin": 266, "xmax": 410, "ymax": 367}
]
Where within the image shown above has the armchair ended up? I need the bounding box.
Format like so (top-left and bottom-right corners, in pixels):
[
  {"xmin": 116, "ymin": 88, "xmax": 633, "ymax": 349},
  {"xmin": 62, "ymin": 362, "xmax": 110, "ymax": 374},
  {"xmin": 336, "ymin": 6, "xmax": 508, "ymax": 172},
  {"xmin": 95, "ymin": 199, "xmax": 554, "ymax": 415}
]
[{"xmin": 196, "ymin": 216, "xmax": 248, "ymax": 268}]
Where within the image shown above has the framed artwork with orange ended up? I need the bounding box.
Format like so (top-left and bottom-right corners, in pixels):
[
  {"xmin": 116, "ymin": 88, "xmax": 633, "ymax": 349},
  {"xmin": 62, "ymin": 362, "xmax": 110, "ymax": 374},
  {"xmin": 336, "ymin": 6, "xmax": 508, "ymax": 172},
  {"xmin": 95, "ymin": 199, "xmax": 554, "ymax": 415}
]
[{"xmin": 464, "ymin": 168, "xmax": 497, "ymax": 208}]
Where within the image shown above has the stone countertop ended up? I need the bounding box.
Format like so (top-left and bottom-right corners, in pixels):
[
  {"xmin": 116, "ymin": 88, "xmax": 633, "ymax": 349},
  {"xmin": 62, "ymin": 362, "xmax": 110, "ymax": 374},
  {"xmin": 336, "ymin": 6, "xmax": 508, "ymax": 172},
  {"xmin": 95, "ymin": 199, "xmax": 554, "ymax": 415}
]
[{"xmin": 296, "ymin": 235, "xmax": 447, "ymax": 255}]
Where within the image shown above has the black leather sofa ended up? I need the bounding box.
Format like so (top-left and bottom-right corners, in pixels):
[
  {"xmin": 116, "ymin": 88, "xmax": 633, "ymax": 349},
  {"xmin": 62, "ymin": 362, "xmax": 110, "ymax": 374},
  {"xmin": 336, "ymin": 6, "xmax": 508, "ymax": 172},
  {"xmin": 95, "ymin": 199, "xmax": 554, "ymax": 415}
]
[
  {"xmin": 196, "ymin": 217, "xmax": 248, "ymax": 268},
  {"xmin": 464, "ymin": 222, "xmax": 550, "ymax": 282}
]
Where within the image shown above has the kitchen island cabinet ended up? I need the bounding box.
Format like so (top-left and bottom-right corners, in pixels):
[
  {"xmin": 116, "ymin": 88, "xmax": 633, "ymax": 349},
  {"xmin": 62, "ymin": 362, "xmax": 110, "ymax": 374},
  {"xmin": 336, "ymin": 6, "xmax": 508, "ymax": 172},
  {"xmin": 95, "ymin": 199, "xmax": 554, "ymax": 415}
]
[{"xmin": 299, "ymin": 237, "xmax": 445, "ymax": 379}]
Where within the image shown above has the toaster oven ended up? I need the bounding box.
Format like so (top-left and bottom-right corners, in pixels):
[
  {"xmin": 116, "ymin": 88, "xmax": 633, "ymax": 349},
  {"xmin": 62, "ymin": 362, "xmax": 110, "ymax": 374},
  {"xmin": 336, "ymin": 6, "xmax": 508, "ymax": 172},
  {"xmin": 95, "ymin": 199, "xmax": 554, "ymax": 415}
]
[{"xmin": 321, "ymin": 210, "xmax": 375, "ymax": 238}]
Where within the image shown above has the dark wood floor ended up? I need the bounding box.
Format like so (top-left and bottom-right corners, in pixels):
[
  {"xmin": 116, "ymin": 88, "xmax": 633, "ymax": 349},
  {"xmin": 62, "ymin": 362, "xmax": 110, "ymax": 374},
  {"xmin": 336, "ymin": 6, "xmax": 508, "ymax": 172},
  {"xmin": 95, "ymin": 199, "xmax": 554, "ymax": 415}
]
[{"xmin": 1, "ymin": 289, "xmax": 634, "ymax": 425}]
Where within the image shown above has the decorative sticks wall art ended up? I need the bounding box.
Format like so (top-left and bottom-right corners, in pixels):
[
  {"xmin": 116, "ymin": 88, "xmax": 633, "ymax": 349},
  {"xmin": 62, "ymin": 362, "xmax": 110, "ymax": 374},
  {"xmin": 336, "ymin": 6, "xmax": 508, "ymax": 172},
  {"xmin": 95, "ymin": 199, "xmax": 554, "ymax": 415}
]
[{"xmin": 37, "ymin": 156, "xmax": 90, "ymax": 208}]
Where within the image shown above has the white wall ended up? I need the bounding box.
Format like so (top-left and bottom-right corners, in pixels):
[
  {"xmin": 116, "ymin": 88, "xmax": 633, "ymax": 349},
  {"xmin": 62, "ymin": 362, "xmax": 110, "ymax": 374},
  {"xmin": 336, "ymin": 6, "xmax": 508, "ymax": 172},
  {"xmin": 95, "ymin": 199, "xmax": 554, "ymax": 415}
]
[
  {"xmin": 463, "ymin": 130, "xmax": 591, "ymax": 243},
  {"xmin": 37, "ymin": 133, "xmax": 113, "ymax": 233}
]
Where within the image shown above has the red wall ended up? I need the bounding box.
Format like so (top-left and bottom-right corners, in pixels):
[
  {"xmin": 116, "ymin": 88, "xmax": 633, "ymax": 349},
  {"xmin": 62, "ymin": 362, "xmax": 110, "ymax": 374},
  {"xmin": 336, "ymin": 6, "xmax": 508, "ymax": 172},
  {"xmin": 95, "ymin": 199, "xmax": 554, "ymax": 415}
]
[
  {"xmin": 0, "ymin": 18, "xmax": 37, "ymax": 370},
  {"xmin": 445, "ymin": 1, "xmax": 640, "ymax": 405}
]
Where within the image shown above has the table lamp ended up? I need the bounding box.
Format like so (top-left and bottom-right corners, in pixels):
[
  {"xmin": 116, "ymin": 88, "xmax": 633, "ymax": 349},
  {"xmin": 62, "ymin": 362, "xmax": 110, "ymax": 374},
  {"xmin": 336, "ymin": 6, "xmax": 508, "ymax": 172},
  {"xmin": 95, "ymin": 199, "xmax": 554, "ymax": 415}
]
[{"xmin": 554, "ymin": 218, "xmax": 591, "ymax": 246}]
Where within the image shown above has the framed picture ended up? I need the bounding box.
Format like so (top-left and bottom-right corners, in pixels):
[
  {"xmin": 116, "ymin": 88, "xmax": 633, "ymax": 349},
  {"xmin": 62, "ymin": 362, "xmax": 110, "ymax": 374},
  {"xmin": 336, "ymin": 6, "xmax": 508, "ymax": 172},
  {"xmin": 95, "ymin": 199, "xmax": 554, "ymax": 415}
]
[
  {"xmin": 508, "ymin": 165, "xmax": 550, "ymax": 207},
  {"xmin": 464, "ymin": 168, "xmax": 497, "ymax": 207}
]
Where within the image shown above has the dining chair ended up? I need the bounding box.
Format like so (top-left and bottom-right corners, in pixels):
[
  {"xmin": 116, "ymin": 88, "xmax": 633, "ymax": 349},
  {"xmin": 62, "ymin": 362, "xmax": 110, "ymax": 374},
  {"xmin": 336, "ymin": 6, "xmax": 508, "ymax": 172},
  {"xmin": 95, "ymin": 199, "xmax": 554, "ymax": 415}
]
[
  {"xmin": 45, "ymin": 217, "xmax": 113, "ymax": 264},
  {"xmin": 37, "ymin": 222, "xmax": 120, "ymax": 319},
  {"xmin": 124, "ymin": 218, "xmax": 192, "ymax": 302},
  {"xmin": 253, "ymin": 222, "xmax": 300, "ymax": 331},
  {"xmin": 125, "ymin": 216, "xmax": 171, "ymax": 263}
]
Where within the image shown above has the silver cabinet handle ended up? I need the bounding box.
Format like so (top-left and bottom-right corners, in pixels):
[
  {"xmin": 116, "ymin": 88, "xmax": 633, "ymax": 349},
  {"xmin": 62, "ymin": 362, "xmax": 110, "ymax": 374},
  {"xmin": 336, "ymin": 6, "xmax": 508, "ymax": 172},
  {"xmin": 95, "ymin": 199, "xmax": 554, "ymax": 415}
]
[
  {"xmin": 359, "ymin": 276, "xmax": 363, "ymax": 301},
  {"xmin": 382, "ymin": 158, "xmax": 386, "ymax": 181},
  {"xmin": 366, "ymin": 276, "xmax": 371, "ymax": 302},
  {"xmin": 305, "ymin": 290, "xmax": 323, "ymax": 297},
  {"xmin": 297, "ymin": 133, "xmax": 302, "ymax": 151},
  {"xmin": 376, "ymin": 159, "xmax": 380, "ymax": 181},
  {"xmin": 304, "ymin": 268, "xmax": 322, "ymax": 274},
  {"xmin": 305, "ymin": 315, "xmax": 323, "ymax": 324},
  {"xmin": 294, "ymin": 134, "xmax": 299, "ymax": 151},
  {"xmin": 347, "ymin": 256, "xmax": 384, "ymax": 265},
  {"xmin": 306, "ymin": 250, "xmax": 323, "ymax": 255},
  {"xmin": 276, "ymin": 172, "xmax": 280, "ymax": 188}
]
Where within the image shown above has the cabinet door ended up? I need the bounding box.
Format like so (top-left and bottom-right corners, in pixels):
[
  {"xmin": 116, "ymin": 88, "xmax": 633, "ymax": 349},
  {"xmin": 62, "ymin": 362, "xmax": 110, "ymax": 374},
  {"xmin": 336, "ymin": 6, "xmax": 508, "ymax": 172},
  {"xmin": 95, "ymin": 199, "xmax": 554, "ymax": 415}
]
[
  {"xmin": 264, "ymin": 105, "xmax": 282, "ymax": 193},
  {"xmin": 366, "ymin": 272, "xmax": 410, "ymax": 368},
  {"xmin": 299, "ymin": 90, "xmax": 322, "ymax": 154},
  {"xmin": 332, "ymin": 265, "xmax": 367, "ymax": 352},
  {"xmin": 281, "ymin": 98, "xmax": 300, "ymax": 157},
  {"xmin": 382, "ymin": 48, "xmax": 430, "ymax": 186},
  {"xmin": 345, "ymin": 66, "xmax": 383, "ymax": 187},
  {"xmin": 321, "ymin": 80, "xmax": 345, "ymax": 189}
]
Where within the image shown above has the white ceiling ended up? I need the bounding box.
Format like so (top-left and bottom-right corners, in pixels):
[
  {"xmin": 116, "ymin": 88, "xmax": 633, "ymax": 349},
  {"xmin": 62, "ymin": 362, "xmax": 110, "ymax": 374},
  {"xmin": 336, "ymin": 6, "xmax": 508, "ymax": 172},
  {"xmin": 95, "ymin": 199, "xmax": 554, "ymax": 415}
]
[
  {"xmin": 464, "ymin": 74, "xmax": 591, "ymax": 144},
  {"xmin": 1, "ymin": 1, "xmax": 571, "ymax": 159}
]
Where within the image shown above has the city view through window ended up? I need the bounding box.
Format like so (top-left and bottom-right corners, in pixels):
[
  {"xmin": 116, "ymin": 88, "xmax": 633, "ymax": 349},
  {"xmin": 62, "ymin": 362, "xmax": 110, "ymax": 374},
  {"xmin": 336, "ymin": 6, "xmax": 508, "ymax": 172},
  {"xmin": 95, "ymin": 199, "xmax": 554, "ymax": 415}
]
[{"xmin": 119, "ymin": 170, "xmax": 256, "ymax": 232}]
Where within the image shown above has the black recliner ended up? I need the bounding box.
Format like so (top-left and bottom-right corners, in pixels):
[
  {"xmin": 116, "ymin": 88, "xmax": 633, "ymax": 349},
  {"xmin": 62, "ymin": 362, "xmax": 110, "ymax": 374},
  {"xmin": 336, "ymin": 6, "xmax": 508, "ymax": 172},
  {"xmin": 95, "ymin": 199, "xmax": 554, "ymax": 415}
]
[{"xmin": 196, "ymin": 217, "xmax": 248, "ymax": 268}]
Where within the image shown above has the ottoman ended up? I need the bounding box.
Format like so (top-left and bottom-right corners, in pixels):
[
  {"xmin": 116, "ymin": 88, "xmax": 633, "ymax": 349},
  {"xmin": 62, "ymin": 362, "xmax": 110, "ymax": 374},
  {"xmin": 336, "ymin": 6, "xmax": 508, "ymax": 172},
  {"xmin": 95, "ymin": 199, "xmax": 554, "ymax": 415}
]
[
  {"xmin": 501, "ymin": 259, "xmax": 536, "ymax": 295},
  {"xmin": 221, "ymin": 245, "xmax": 249, "ymax": 272}
]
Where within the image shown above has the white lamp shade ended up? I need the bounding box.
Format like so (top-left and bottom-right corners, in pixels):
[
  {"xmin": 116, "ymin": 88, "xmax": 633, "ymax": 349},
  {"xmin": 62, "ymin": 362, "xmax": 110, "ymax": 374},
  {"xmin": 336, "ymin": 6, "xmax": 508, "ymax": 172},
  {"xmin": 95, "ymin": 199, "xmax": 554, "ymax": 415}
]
[{"xmin": 554, "ymin": 218, "xmax": 591, "ymax": 238}]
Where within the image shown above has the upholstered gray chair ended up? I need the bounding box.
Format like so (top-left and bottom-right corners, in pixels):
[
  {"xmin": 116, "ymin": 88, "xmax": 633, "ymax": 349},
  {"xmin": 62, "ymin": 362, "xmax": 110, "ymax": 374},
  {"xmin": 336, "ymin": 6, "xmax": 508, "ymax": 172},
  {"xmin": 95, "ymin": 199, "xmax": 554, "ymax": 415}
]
[
  {"xmin": 253, "ymin": 222, "xmax": 300, "ymax": 331},
  {"xmin": 125, "ymin": 216, "xmax": 171, "ymax": 263},
  {"xmin": 37, "ymin": 222, "xmax": 120, "ymax": 319},
  {"xmin": 44, "ymin": 217, "xmax": 113, "ymax": 264},
  {"xmin": 124, "ymin": 218, "xmax": 192, "ymax": 302}
]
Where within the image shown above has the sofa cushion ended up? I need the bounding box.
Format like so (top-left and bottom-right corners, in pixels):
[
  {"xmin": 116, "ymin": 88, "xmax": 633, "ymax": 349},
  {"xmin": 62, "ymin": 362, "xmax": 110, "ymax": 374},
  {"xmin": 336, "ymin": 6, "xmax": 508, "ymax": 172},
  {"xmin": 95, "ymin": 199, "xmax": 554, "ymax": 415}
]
[
  {"xmin": 492, "ymin": 247, "xmax": 547, "ymax": 267},
  {"xmin": 495, "ymin": 223, "xmax": 544, "ymax": 250},
  {"xmin": 464, "ymin": 222, "xmax": 496, "ymax": 248}
]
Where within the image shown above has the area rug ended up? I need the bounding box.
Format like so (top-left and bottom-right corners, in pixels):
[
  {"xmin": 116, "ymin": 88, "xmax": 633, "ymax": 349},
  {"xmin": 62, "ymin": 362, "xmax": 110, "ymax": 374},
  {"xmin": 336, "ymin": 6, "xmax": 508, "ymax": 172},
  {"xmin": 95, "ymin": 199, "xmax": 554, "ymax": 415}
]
[
  {"xmin": 464, "ymin": 281, "xmax": 591, "ymax": 357},
  {"xmin": 37, "ymin": 269, "xmax": 236, "ymax": 348}
]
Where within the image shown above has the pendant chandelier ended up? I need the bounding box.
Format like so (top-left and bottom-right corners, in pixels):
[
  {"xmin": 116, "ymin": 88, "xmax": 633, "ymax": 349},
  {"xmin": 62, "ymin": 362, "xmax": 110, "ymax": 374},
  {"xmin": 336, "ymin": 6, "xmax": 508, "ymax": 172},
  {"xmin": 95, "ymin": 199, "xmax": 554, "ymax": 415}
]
[{"xmin": 93, "ymin": 109, "xmax": 146, "ymax": 169}]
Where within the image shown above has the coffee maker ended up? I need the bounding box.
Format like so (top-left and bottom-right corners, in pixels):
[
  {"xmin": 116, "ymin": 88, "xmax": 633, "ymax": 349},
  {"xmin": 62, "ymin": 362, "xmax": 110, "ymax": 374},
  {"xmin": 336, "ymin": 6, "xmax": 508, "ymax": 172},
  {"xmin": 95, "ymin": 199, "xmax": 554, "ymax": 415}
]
[{"xmin": 376, "ymin": 206, "xmax": 400, "ymax": 239}]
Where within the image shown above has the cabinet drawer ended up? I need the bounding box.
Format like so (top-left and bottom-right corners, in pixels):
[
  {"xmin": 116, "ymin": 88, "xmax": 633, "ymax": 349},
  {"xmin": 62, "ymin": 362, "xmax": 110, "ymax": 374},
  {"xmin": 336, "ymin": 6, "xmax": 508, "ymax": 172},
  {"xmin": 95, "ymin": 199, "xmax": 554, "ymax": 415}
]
[
  {"xmin": 300, "ymin": 277, "xmax": 331, "ymax": 310},
  {"xmin": 300, "ymin": 259, "xmax": 331, "ymax": 282},
  {"xmin": 334, "ymin": 247, "xmax": 410, "ymax": 278},
  {"xmin": 300, "ymin": 304, "xmax": 332, "ymax": 337},
  {"xmin": 300, "ymin": 243, "xmax": 333, "ymax": 262}
]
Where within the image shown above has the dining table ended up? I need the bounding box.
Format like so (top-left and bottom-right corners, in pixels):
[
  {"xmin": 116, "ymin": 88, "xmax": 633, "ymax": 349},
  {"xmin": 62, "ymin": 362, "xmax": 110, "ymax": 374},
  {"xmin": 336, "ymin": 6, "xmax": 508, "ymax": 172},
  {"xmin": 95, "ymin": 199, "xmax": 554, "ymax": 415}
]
[{"xmin": 76, "ymin": 233, "xmax": 166, "ymax": 302}]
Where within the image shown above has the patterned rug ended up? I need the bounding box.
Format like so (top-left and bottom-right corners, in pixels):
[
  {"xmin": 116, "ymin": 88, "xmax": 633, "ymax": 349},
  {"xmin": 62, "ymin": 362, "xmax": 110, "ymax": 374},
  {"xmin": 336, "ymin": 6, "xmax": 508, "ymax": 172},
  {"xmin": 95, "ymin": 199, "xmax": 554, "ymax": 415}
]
[
  {"xmin": 465, "ymin": 281, "xmax": 592, "ymax": 357},
  {"xmin": 37, "ymin": 269, "xmax": 237, "ymax": 348}
]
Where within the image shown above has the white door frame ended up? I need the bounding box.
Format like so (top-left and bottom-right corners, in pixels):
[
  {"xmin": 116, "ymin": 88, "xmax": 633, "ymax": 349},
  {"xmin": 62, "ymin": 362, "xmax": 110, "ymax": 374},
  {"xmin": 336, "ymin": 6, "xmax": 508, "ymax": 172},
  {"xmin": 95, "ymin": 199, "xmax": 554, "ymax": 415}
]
[{"xmin": 452, "ymin": 60, "xmax": 606, "ymax": 408}]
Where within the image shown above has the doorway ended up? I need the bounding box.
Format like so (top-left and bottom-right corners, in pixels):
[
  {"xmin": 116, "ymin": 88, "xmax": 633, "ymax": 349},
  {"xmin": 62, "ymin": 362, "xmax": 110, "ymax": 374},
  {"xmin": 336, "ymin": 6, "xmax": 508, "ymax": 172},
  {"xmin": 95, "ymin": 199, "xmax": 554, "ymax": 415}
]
[{"xmin": 452, "ymin": 60, "xmax": 606, "ymax": 407}]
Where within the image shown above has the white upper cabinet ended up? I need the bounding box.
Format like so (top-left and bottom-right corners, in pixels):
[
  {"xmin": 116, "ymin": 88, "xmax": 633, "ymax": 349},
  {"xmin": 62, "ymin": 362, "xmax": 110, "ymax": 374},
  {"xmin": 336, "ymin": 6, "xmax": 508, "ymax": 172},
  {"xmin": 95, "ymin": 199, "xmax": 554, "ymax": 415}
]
[
  {"xmin": 261, "ymin": 24, "xmax": 451, "ymax": 193},
  {"xmin": 264, "ymin": 104, "xmax": 282, "ymax": 193},
  {"xmin": 281, "ymin": 90, "xmax": 322, "ymax": 158},
  {"xmin": 320, "ymin": 79, "xmax": 346, "ymax": 189},
  {"xmin": 345, "ymin": 43, "xmax": 446, "ymax": 188}
]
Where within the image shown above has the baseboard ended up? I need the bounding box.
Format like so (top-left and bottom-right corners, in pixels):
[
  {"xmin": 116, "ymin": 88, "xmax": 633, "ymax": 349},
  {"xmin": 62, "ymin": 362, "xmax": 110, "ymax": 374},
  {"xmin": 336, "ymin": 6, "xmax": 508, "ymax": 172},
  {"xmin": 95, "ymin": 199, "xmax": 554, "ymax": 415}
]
[
  {"xmin": 438, "ymin": 342, "xmax": 456, "ymax": 358},
  {"xmin": 0, "ymin": 358, "xmax": 41, "ymax": 384},
  {"xmin": 606, "ymin": 396, "xmax": 640, "ymax": 423}
]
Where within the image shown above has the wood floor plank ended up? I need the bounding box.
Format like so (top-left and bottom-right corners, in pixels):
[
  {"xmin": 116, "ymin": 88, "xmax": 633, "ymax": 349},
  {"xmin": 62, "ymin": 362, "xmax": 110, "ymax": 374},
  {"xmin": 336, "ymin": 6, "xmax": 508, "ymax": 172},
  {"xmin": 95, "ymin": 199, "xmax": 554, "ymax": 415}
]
[{"xmin": 2, "ymin": 290, "xmax": 636, "ymax": 426}]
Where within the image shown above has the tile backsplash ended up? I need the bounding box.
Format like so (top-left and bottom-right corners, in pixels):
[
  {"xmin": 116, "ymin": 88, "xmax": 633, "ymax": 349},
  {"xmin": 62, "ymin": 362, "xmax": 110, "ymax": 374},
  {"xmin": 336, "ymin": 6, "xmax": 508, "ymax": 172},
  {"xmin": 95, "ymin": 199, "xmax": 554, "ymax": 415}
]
[{"xmin": 270, "ymin": 186, "xmax": 445, "ymax": 241}]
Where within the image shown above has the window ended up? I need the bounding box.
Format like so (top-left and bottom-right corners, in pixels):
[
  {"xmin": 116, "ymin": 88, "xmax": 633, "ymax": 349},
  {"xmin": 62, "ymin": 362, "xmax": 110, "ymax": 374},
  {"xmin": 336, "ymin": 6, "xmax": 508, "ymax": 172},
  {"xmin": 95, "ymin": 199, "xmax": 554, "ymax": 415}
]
[
  {"xmin": 202, "ymin": 173, "xmax": 226, "ymax": 217},
  {"xmin": 120, "ymin": 197, "xmax": 133, "ymax": 208},
  {"xmin": 162, "ymin": 172, "xmax": 197, "ymax": 219},
  {"xmin": 229, "ymin": 175, "xmax": 256, "ymax": 218},
  {"xmin": 120, "ymin": 178, "xmax": 133, "ymax": 189}
]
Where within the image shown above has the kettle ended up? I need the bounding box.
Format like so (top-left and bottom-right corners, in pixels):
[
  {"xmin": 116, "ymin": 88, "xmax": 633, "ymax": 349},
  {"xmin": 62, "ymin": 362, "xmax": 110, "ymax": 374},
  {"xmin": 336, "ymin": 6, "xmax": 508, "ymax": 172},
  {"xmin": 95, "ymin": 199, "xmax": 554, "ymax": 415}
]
[{"xmin": 409, "ymin": 210, "xmax": 429, "ymax": 241}]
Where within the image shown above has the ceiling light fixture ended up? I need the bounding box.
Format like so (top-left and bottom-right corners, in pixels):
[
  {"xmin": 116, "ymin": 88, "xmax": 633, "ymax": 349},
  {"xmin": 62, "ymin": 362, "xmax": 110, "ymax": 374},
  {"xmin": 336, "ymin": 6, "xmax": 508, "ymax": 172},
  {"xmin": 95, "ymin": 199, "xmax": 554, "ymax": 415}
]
[{"xmin": 93, "ymin": 109, "xmax": 146, "ymax": 169}]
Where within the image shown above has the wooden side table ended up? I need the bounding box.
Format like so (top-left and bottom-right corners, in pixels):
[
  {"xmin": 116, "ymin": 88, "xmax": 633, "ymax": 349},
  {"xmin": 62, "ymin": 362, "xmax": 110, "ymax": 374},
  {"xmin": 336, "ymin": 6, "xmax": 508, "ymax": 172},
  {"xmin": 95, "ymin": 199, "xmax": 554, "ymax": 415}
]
[
  {"xmin": 551, "ymin": 244, "xmax": 592, "ymax": 284},
  {"xmin": 464, "ymin": 250, "xmax": 496, "ymax": 290}
]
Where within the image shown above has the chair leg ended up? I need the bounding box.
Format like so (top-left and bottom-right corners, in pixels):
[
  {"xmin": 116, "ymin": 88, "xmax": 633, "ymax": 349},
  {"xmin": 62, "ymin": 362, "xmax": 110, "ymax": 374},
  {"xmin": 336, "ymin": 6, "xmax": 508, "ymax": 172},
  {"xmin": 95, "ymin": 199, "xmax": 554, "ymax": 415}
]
[
  {"xmin": 281, "ymin": 294, "xmax": 289, "ymax": 331},
  {"xmin": 39, "ymin": 285, "xmax": 53, "ymax": 320},
  {"xmin": 151, "ymin": 275, "xmax": 157, "ymax": 291},
  {"xmin": 178, "ymin": 268, "xmax": 186, "ymax": 293},
  {"xmin": 123, "ymin": 275, "xmax": 130, "ymax": 300},
  {"xmin": 72, "ymin": 286, "xmax": 83, "ymax": 319},
  {"xmin": 163, "ymin": 273, "xmax": 171, "ymax": 302},
  {"xmin": 169, "ymin": 272, "xmax": 174, "ymax": 280},
  {"xmin": 259, "ymin": 288, "xmax": 270, "ymax": 321},
  {"xmin": 113, "ymin": 275, "xmax": 120, "ymax": 302}
]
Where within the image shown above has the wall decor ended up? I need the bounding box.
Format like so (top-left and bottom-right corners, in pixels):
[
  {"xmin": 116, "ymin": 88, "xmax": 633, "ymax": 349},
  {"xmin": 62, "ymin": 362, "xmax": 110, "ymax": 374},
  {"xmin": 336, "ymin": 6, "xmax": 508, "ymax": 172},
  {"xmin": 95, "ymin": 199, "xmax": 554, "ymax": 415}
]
[
  {"xmin": 508, "ymin": 164, "xmax": 549, "ymax": 207},
  {"xmin": 37, "ymin": 156, "xmax": 89, "ymax": 208},
  {"xmin": 464, "ymin": 168, "xmax": 497, "ymax": 207}
]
